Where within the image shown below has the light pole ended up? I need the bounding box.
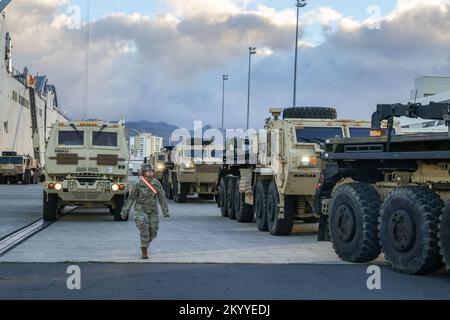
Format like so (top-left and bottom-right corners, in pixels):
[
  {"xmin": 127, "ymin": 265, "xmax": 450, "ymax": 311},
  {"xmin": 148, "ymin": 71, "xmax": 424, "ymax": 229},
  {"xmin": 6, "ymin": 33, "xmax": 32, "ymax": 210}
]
[
  {"xmin": 221, "ymin": 74, "xmax": 229, "ymax": 133},
  {"xmin": 293, "ymin": 0, "xmax": 307, "ymax": 108},
  {"xmin": 247, "ymin": 47, "xmax": 257, "ymax": 130}
]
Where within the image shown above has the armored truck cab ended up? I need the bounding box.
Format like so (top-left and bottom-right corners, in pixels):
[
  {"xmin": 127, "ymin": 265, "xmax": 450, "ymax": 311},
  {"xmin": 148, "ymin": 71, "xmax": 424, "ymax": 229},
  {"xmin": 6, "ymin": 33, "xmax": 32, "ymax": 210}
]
[
  {"xmin": 148, "ymin": 149, "xmax": 171, "ymax": 182},
  {"xmin": 163, "ymin": 139, "xmax": 221, "ymax": 203},
  {"xmin": 43, "ymin": 121, "xmax": 130, "ymax": 221},
  {"xmin": 0, "ymin": 152, "xmax": 40, "ymax": 185}
]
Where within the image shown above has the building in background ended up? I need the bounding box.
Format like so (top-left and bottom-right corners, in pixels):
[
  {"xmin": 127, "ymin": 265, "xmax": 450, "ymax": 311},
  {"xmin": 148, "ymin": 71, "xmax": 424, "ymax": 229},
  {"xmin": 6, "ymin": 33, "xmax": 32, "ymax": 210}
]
[{"xmin": 129, "ymin": 133, "xmax": 163, "ymax": 161}]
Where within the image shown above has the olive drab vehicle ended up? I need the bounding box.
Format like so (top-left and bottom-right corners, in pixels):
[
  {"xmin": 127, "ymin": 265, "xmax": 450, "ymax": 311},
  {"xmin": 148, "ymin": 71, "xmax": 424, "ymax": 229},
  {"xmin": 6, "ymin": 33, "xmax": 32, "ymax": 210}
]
[
  {"xmin": 162, "ymin": 139, "xmax": 221, "ymax": 203},
  {"xmin": 43, "ymin": 121, "xmax": 130, "ymax": 222},
  {"xmin": 0, "ymin": 152, "xmax": 41, "ymax": 185},
  {"xmin": 316, "ymin": 102, "xmax": 450, "ymax": 275},
  {"xmin": 218, "ymin": 107, "xmax": 378, "ymax": 236}
]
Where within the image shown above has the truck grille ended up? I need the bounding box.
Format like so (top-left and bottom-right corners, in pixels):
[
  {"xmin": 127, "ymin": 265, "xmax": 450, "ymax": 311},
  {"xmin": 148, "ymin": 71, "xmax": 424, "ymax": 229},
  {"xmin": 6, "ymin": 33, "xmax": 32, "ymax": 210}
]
[{"xmin": 72, "ymin": 192, "xmax": 102, "ymax": 201}]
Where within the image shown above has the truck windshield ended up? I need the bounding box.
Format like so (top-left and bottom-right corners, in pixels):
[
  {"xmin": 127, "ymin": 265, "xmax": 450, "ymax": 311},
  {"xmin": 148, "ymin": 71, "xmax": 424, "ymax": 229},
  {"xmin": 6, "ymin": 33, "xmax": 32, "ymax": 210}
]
[
  {"xmin": 296, "ymin": 127, "xmax": 343, "ymax": 143},
  {"xmin": 349, "ymin": 128, "xmax": 372, "ymax": 137},
  {"xmin": 59, "ymin": 131, "xmax": 84, "ymax": 146},
  {"xmin": 157, "ymin": 155, "xmax": 166, "ymax": 161},
  {"xmin": 0, "ymin": 157, "xmax": 23, "ymax": 165},
  {"xmin": 93, "ymin": 132, "xmax": 118, "ymax": 147}
]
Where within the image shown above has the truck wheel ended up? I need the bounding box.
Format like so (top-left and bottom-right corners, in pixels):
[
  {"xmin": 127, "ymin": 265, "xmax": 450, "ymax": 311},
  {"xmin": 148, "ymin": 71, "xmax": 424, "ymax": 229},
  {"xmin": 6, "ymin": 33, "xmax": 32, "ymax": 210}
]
[
  {"xmin": 283, "ymin": 107, "xmax": 337, "ymax": 120},
  {"xmin": 218, "ymin": 179, "xmax": 228, "ymax": 217},
  {"xmin": 266, "ymin": 181, "xmax": 295, "ymax": 236},
  {"xmin": 113, "ymin": 195, "xmax": 128, "ymax": 221},
  {"xmin": 162, "ymin": 173, "xmax": 171, "ymax": 199},
  {"xmin": 380, "ymin": 186, "xmax": 443, "ymax": 275},
  {"xmin": 22, "ymin": 171, "xmax": 30, "ymax": 185},
  {"xmin": 43, "ymin": 191, "xmax": 59, "ymax": 222},
  {"xmin": 174, "ymin": 176, "xmax": 187, "ymax": 203},
  {"xmin": 440, "ymin": 202, "xmax": 450, "ymax": 271},
  {"xmin": 329, "ymin": 183, "xmax": 381, "ymax": 263},
  {"xmin": 235, "ymin": 178, "xmax": 254, "ymax": 223},
  {"xmin": 255, "ymin": 181, "xmax": 269, "ymax": 232},
  {"xmin": 227, "ymin": 178, "xmax": 237, "ymax": 220}
]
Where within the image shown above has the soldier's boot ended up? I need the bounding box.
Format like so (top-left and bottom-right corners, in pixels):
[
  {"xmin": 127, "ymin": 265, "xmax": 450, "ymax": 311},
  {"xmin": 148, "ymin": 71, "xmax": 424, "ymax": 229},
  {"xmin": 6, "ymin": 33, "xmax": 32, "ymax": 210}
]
[{"xmin": 141, "ymin": 247, "xmax": 149, "ymax": 260}]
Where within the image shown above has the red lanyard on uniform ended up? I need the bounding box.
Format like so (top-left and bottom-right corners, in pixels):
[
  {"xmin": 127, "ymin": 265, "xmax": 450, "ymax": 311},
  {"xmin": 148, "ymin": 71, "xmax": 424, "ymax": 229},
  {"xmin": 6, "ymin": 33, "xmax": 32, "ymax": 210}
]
[{"xmin": 141, "ymin": 178, "xmax": 158, "ymax": 194}]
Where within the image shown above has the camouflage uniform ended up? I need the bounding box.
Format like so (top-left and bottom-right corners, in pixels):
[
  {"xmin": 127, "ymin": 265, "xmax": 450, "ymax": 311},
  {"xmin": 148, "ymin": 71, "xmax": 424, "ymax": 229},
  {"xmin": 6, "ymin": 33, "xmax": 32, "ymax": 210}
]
[{"xmin": 121, "ymin": 177, "xmax": 170, "ymax": 248}]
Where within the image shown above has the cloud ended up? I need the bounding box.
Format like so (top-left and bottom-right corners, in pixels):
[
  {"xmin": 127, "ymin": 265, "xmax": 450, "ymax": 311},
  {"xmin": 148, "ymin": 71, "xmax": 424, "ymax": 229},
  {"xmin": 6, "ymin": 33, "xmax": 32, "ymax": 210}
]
[{"xmin": 4, "ymin": 0, "xmax": 450, "ymax": 130}]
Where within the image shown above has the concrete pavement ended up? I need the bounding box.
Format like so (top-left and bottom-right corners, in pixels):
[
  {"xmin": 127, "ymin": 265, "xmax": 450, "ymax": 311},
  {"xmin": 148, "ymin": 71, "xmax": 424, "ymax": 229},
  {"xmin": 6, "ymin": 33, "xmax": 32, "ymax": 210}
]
[
  {"xmin": 0, "ymin": 199, "xmax": 361, "ymax": 264},
  {"xmin": 0, "ymin": 184, "xmax": 43, "ymax": 239}
]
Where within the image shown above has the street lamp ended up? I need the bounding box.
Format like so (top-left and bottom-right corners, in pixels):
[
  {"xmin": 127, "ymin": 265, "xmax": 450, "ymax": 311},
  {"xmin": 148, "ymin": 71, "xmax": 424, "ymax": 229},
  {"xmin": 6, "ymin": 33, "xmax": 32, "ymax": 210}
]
[
  {"xmin": 221, "ymin": 74, "xmax": 229, "ymax": 133},
  {"xmin": 293, "ymin": 0, "xmax": 307, "ymax": 108},
  {"xmin": 247, "ymin": 47, "xmax": 257, "ymax": 130}
]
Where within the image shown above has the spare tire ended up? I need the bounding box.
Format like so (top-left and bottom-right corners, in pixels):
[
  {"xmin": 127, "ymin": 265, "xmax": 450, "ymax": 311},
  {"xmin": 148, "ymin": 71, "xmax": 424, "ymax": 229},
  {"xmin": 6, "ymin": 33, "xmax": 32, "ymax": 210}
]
[{"xmin": 283, "ymin": 107, "xmax": 337, "ymax": 120}]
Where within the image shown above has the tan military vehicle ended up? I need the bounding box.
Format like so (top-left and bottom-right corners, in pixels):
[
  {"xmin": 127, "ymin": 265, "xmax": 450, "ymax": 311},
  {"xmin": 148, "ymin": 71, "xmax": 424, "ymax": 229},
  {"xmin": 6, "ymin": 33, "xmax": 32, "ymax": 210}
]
[
  {"xmin": 219, "ymin": 107, "xmax": 378, "ymax": 236},
  {"xmin": 316, "ymin": 102, "xmax": 450, "ymax": 275},
  {"xmin": 0, "ymin": 152, "xmax": 41, "ymax": 185},
  {"xmin": 147, "ymin": 149, "xmax": 171, "ymax": 182},
  {"xmin": 163, "ymin": 139, "xmax": 221, "ymax": 203},
  {"xmin": 43, "ymin": 121, "xmax": 130, "ymax": 221}
]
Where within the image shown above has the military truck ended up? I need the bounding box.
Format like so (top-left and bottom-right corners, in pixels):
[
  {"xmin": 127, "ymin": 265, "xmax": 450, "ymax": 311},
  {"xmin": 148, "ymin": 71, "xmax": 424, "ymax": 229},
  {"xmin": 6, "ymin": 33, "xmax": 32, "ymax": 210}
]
[
  {"xmin": 162, "ymin": 139, "xmax": 221, "ymax": 203},
  {"xmin": 315, "ymin": 102, "xmax": 450, "ymax": 274},
  {"xmin": 0, "ymin": 151, "xmax": 40, "ymax": 185},
  {"xmin": 218, "ymin": 107, "xmax": 377, "ymax": 236},
  {"xmin": 43, "ymin": 121, "xmax": 130, "ymax": 222},
  {"xmin": 147, "ymin": 149, "xmax": 171, "ymax": 182}
]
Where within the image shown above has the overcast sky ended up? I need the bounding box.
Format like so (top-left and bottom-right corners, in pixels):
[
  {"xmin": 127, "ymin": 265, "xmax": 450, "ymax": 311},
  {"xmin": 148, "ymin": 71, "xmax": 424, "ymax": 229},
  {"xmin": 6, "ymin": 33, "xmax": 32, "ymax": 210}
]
[{"xmin": 4, "ymin": 0, "xmax": 450, "ymax": 129}]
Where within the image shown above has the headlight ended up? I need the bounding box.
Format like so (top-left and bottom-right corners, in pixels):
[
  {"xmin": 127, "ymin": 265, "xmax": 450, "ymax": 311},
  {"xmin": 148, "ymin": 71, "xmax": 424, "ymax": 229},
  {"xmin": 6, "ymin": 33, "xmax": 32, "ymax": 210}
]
[
  {"xmin": 157, "ymin": 164, "xmax": 165, "ymax": 171},
  {"xmin": 184, "ymin": 162, "xmax": 194, "ymax": 169},
  {"xmin": 111, "ymin": 184, "xmax": 119, "ymax": 192},
  {"xmin": 54, "ymin": 183, "xmax": 63, "ymax": 191},
  {"xmin": 301, "ymin": 156, "xmax": 311, "ymax": 167}
]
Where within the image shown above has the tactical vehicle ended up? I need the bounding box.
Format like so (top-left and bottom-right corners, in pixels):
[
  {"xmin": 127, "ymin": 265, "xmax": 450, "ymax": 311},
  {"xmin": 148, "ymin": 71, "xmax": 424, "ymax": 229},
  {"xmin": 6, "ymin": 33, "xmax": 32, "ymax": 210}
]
[
  {"xmin": 147, "ymin": 149, "xmax": 171, "ymax": 182},
  {"xmin": 218, "ymin": 107, "xmax": 377, "ymax": 236},
  {"xmin": 43, "ymin": 121, "xmax": 130, "ymax": 221},
  {"xmin": 162, "ymin": 139, "xmax": 221, "ymax": 203},
  {"xmin": 0, "ymin": 152, "xmax": 40, "ymax": 184},
  {"xmin": 316, "ymin": 102, "xmax": 450, "ymax": 274}
]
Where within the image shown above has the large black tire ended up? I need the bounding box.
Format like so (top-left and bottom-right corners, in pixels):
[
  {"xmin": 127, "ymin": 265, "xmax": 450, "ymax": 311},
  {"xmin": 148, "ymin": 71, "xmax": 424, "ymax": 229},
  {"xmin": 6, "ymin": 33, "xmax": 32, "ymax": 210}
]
[
  {"xmin": 162, "ymin": 173, "xmax": 172, "ymax": 200},
  {"xmin": 218, "ymin": 179, "xmax": 228, "ymax": 217},
  {"xmin": 113, "ymin": 195, "xmax": 128, "ymax": 221},
  {"xmin": 380, "ymin": 187, "xmax": 443, "ymax": 275},
  {"xmin": 440, "ymin": 202, "xmax": 450, "ymax": 271},
  {"xmin": 266, "ymin": 181, "xmax": 295, "ymax": 236},
  {"xmin": 227, "ymin": 177, "xmax": 237, "ymax": 220},
  {"xmin": 43, "ymin": 191, "xmax": 59, "ymax": 222},
  {"xmin": 329, "ymin": 183, "xmax": 381, "ymax": 263},
  {"xmin": 283, "ymin": 107, "xmax": 337, "ymax": 120},
  {"xmin": 174, "ymin": 176, "xmax": 188, "ymax": 203},
  {"xmin": 235, "ymin": 178, "xmax": 254, "ymax": 223},
  {"xmin": 22, "ymin": 171, "xmax": 30, "ymax": 185},
  {"xmin": 254, "ymin": 181, "xmax": 269, "ymax": 232}
]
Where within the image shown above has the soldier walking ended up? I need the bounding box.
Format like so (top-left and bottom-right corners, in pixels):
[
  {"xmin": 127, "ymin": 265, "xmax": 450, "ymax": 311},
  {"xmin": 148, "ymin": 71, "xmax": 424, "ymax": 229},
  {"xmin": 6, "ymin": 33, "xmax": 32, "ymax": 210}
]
[{"xmin": 121, "ymin": 163, "xmax": 170, "ymax": 259}]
